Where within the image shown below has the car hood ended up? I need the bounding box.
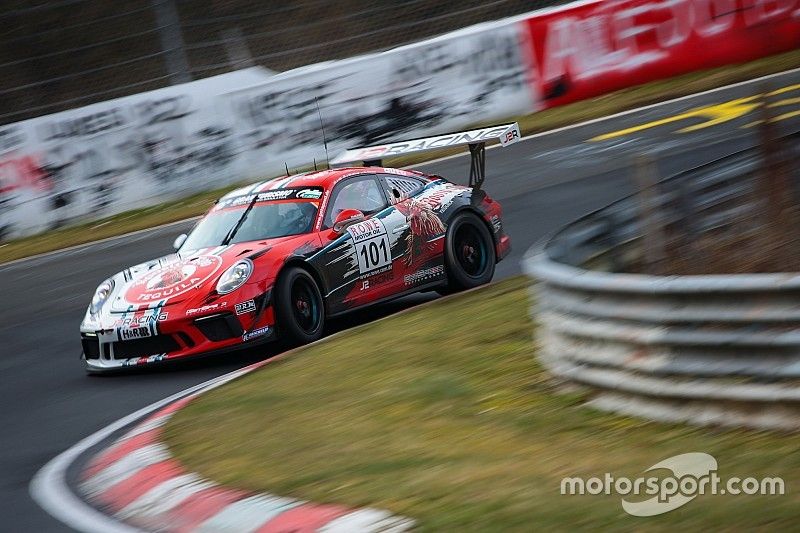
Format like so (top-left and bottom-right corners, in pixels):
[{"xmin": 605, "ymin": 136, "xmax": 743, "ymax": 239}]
[{"xmin": 105, "ymin": 240, "xmax": 288, "ymax": 313}]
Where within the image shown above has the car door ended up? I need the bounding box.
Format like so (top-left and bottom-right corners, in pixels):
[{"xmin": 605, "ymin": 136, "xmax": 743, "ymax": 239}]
[
  {"xmin": 312, "ymin": 174, "xmax": 410, "ymax": 314},
  {"xmin": 377, "ymin": 173, "xmax": 448, "ymax": 289}
]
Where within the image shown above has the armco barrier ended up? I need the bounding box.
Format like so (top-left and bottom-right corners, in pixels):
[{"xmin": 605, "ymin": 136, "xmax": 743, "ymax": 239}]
[
  {"xmin": 2, "ymin": 0, "xmax": 799, "ymax": 242},
  {"xmin": 524, "ymin": 146, "xmax": 800, "ymax": 431}
]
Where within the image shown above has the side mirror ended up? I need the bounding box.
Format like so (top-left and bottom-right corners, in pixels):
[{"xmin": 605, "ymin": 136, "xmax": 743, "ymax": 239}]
[
  {"xmin": 173, "ymin": 233, "xmax": 188, "ymax": 250},
  {"xmin": 333, "ymin": 209, "xmax": 365, "ymax": 233}
]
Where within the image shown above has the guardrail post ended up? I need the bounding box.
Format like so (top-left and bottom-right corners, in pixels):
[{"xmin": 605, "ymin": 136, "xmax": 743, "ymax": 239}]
[
  {"xmin": 151, "ymin": 0, "xmax": 193, "ymax": 84},
  {"xmin": 757, "ymin": 86, "xmax": 798, "ymax": 271},
  {"xmin": 632, "ymin": 154, "xmax": 666, "ymax": 274}
]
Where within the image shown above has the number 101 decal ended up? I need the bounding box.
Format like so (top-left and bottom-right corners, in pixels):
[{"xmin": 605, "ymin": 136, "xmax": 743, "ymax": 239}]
[{"xmin": 347, "ymin": 219, "xmax": 392, "ymax": 274}]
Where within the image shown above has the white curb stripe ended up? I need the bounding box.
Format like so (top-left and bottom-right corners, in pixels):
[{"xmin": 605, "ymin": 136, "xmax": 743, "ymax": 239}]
[
  {"xmin": 116, "ymin": 473, "xmax": 214, "ymax": 521},
  {"xmin": 81, "ymin": 443, "xmax": 170, "ymax": 498},
  {"xmin": 30, "ymin": 366, "xmax": 249, "ymax": 533},
  {"xmin": 121, "ymin": 413, "xmax": 172, "ymax": 439},
  {"xmin": 320, "ymin": 508, "xmax": 416, "ymax": 533},
  {"xmin": 194, "ymin": 494, "xmax": 302, "ymax": 533}
]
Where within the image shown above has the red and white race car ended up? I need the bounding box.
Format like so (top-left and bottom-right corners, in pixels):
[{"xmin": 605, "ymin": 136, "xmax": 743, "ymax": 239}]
[{"xmin": 80, "ymin": 124, "xmax": 518, "ymax": 372}]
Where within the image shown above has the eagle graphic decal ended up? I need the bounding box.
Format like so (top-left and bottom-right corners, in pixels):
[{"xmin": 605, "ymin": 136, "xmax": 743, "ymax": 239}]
[{"xmin": 396, "ymin": 198, "xmax": 446, "ymax": 266}]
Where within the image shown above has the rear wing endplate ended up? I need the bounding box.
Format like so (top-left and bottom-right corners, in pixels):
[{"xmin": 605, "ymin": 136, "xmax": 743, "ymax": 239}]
[{"xmin": 330, "ymin": 122, "xmax": 521, "ymax": 189}]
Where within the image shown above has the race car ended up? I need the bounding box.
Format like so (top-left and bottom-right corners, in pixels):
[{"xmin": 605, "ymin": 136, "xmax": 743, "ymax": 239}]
[{"xmin": 80, "ymin": 123, "xmax": 519, "ymax": 372}]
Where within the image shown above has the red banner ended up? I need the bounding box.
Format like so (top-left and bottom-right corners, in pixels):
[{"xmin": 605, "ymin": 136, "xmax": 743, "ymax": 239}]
[{"xmin": 523, "ymin": 0, "xmax": 800, "ymax": 108}]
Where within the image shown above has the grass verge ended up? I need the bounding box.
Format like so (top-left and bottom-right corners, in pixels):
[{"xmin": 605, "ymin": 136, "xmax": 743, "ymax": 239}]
[
  {"xmin": 164, "ymin": 278, "xmax": 800, "ymax": 531},
  {"xmin": 4, "ymin": 49, "xmax": 800, "ymax": 265}
]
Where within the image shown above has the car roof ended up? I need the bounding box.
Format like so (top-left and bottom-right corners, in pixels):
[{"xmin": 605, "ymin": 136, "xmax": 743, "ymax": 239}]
[{"xmin": 219, "ymin": 167, "xmax": 430, "ymax": 201}]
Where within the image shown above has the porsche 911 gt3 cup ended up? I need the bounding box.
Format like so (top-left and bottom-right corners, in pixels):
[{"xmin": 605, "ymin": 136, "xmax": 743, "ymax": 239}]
[{"xmin": 80, "ymin": 124, "xmax": 518, "ymax": 372}]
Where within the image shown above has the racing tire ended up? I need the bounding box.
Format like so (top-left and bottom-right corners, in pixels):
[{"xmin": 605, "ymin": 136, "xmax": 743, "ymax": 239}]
[
  {"xmin": 274, "ymin": 266, "xmax": 325, "ymax": 345},
  {"xmin": 440, "ymin": 212, "xmax": 496, "ymax": 293}
]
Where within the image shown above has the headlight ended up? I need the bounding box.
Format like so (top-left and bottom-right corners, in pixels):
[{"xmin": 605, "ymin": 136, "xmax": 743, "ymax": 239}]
[
  {"xmin": 90, "ymin": 279, "xmax": 114, "ymax": 314},
  {"xmin": 216, "ymin": 259, "xmax": 253, "ymax": 294}
]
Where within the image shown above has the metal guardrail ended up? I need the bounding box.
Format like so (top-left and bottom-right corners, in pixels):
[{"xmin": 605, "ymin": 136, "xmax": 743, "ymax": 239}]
[{"xmin": 524, "ymin": 141, "xmax": 800, "ymax": 431}]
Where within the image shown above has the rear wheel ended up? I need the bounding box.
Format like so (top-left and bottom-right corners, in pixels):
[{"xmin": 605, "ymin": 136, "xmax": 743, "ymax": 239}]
[
  {"xmin": 440, "ymin": 212, "xmax": 496, "ymax": 293},
  {"xmin": 274, "ymin": 266, "xmax": 325, "ymax": 345}
]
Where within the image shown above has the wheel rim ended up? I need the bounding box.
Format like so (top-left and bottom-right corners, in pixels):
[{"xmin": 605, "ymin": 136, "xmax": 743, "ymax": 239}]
[
  {"xmin": 290, "ymin": 277, "xmax": 320, "ymax": 333},
  {"xmin": 454, "ymin": 222, "xmax": 488, "ymax": 278}
]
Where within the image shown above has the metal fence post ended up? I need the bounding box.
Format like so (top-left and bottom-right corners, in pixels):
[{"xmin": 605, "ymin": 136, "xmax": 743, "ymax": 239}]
[
  {"xmin": 632, "ymin": 154, "xmax": 666, "ymax": 274},
  {"xmin": 151, "ymin": 0, "xmax": 192, "ymax": 84}
]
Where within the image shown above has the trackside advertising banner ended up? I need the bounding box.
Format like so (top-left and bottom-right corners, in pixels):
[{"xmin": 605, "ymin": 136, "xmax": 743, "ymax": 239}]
[
  {"xmin": 524, "ymin": 0, "xmax": 800, "ymax": 107},
  {"xmin": 224, "ymin": 20, "xmax": 534, "ymax": 180},
  {"xmin": 0, "ymin": 21, "xmax": 534, "ymax": 241}
]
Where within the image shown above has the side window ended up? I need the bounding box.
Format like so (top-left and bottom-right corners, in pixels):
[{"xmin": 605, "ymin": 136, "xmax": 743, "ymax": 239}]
[
  {"xmin": 324, "ymin": 176, "xmax": 388, "ymax": 228},
  {"xmin": 381, "ymin": 174, "xmax": 425, "ymax": 204}
]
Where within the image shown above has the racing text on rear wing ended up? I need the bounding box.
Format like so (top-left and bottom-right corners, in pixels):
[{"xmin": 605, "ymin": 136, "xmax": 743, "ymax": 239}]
[{"xmin": 330, "ymin": 122, "xmax": 521, "ymax": 167}]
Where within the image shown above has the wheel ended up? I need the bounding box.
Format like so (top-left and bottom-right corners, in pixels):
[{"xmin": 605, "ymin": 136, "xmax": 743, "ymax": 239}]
[
  {"xmin": 441, "ymin": 212, "xmax": 496, "ymax": 293},
  {"xmin": 274, "ymin": 266, "xmax": 325, "ymax": 344}
]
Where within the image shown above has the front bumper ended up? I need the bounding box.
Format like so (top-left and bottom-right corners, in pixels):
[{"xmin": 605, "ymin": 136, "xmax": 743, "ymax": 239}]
[
  {"xmin": 82, "ymin": 328, "xmax": 276, "ymax": 372},
  {"xmin": 81, "ymin": 294, "xmax": 275, "ymax": 372}
]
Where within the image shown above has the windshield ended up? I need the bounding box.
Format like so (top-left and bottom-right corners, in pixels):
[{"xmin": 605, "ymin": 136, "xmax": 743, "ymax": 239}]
[{"xmin": 181, "ymin": 199, "xmax": 319, "ymax": 250}]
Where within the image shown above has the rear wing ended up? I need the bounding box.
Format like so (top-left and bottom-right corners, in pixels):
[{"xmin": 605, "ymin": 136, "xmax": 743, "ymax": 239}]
[{"xmin": 330, "ymin": 122, "xmax": 521, "ymax": 189}]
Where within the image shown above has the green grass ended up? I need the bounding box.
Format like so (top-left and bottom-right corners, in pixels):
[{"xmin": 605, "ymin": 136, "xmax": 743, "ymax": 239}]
[
  {"xmin": 164, "ymin": 278, "xmax": 800, "ymax": 531},
  {"xmin": 3, "ymin": 49, "xmax": 800, "ymax": 265}
]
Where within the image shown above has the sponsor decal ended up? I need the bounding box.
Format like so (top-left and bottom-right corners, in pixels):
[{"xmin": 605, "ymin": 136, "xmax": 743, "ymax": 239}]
[
  {"xmin": 235, "ymin": 299, "xmax": 257, "ymax": 315},
  {"xmin": 491, "ymin": 214, "xmax": 502, "ymax": 233},
  {"xmin": 503, "ymin": 128, "xmax": 519, "ymax": 145},
  {"xmin": 119, "ymin": 326, "xmax": 151, "ymax": 341},
  {"xmin": 114, "ymin": 312, "xmax": 168, "ymax": 326},
  {"xmin": 296, "ymin": 188, "xmax": 323, "ymax": 199},
  {"xmin": 217, "ymin": 191, "xmax": 288, "ymax": 208},
  {"xmin": 186, "ymin": 303, "xmax": 227, "ymax": 316},
  {"xmin": 359, "ymin": 269, "xmax": 393, "ymax": 290},
  {"xmin": 216, "ymin": 187, "xmax": 324, "ymax": 209},
  {"xmin": 243, "ymin": 326, "xmax": 270, "ymax": 342},
  {"xmin": 332, "ymin": 125, "xmax": 519, "ymax": 163},
  {"xmin": 347, "ymin": 218, "xmax": 386, "ymax": 243},
  {"xmin": 347, "ymin": 219, "xmax": 393, "ymax": 275},
  {"xmin": 124, "ymin": 255, "xmax": 222, "ymax": 303},
  {"xmin": 383, "ymin": 167, "xmax": 407, "ymax": 175},
  {"xmin": 404, "ymin": 265, "xmax": 445, "ymax": 285},
  {"xmin": 122, "ymin": 354, "xmax": 167, "ymax": 367},
  {"xmin": 256, "ymin": 190, "xmax": 293, "ymax": 201},
  {"xmin": 359, "ymin": 264, "xmax": 392, "ymax": 279}
]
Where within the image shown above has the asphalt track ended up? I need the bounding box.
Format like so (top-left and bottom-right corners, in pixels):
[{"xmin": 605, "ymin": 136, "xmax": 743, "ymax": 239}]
[{"xmin": 3, "ymin": 69, "xmax": 800, "ymax": 531}]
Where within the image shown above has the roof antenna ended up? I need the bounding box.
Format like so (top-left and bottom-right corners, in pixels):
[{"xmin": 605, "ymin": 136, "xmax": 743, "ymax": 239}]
[
  {"xmin": 315, "ymin": 97, "xmax": 330, "ymax": 169},
  {"xmin": 284, "ymin": 162, "xmax": 290, "ymax": 177},
  {"xmin": 313, "ymin": 157, "xmax": 318, "ymax": 171}
]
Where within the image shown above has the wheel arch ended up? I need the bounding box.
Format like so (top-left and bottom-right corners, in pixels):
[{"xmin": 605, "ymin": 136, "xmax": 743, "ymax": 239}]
[
  {"xmin": 447, "ymin": 206, "xmax": 500, "ymax": 260},
  {"xmin": 278, "ymin": 257, "xmax": 329, "ymax": 308}
]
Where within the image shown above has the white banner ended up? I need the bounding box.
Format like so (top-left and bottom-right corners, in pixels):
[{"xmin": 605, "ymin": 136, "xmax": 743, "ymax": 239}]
[
  {"xmin": 0, "ymin": 19, "xmax": 535, "ymax": 241},
  {"xmin": 227, "ymin": 20, "xmax": 535, "ymax": 178}
]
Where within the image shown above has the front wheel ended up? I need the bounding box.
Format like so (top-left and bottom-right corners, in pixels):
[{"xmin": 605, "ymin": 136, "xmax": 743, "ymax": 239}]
[
  {"xmin": 440, "ymin": 212, "xmax": 496, "ymax": 293},
  {"xmin": 274, "ymin": 267, "xmax": 325, "ymax": 345}
]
